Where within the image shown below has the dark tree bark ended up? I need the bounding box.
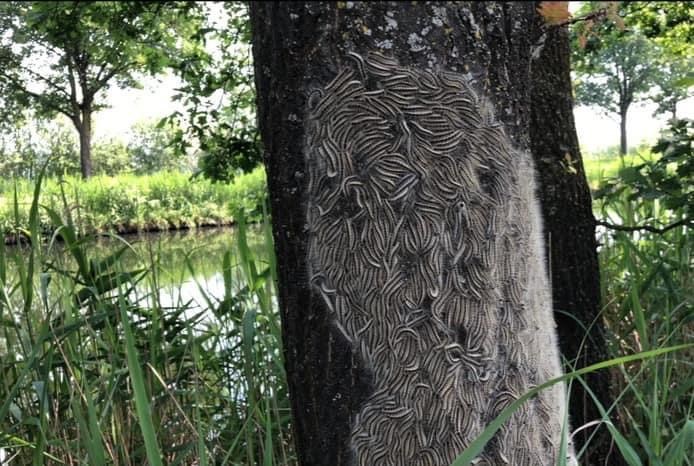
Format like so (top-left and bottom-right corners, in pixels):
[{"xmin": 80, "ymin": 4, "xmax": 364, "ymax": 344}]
[
  {"xmin": 529, "ymin": 16, "xmax": 625, "ymax": 466},
  {"xmin": 251, "ymin": 2, "xmax": 580, "ymax": 465}
]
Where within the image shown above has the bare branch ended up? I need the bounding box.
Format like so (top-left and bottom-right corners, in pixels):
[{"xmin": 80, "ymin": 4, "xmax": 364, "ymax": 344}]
[
  {"xmin": 596, "ymin": 218, "xmax": 692, "ymax": 234},
  {"xmin": 15, "ymin": 65, "xmax": 71, "ymax": 99},
  {"xmin": 544, "ymin": 7, "xmax": 609, "ymax": 30},
  {"xmin": 546, "ymin": 1, "xmax": 650, "ymax": 30}
]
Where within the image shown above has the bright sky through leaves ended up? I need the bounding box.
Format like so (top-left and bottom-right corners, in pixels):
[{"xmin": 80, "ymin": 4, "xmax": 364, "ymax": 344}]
[
  {"xmin": 92, "ymin": 1, "xmax": 692, "ymax": 154},
  {"xmin": 94, "ymin": 70, "xmax": 692, "ymax": 154}
]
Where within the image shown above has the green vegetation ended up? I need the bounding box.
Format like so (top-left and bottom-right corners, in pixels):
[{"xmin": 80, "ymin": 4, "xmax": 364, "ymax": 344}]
[
  {"xmin": 0, "ymin": 117, "xmax": 194, "ymax": 180},
  {"xmin": 0, "ymin": 166, "xmax": 267, "ymax": 240},
  {"xmin": 0, "ymin": 1, "xmax": 207, "ymax": 178},
  {"xmin": 571, "ymin": 1, "xmax": 692, "ymax": 154},
  {"xmin": 586, "ymin": 129, "xmax": 693, "ymax": 465},
  {"xmin": 0, "ymin": 181, "xmax": 294, "ymax": 464},
  {"xmin": 167, "ymin": 2, "xmax": 261, "ymax": 183},
  {"xmin": 593, "ymin": 205, "xmax": 692, "ymax": 466},
  {"xmin": 576, "ymin": 120, "xmax": 692, "ymax": 464},
  {"xmin": 595, "ymin": 119, "xmax": 693, "ymax": 222},
  {"xmin": 582, "ymin": 144, "xmax": 658, "ymax": 189}
]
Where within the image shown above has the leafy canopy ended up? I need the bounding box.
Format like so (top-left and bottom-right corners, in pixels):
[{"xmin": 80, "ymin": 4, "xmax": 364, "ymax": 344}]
[
  {"xmin": 571, "ymin": 2, "xmax": 658, "ymax": 116},
  {"xmin": 166, "ymin": 2, "xmax": 261, "ymax": 183},
  {"xmin": 622, "ymin": 2, "xmax": 694, "ymax": 117},
  {"xmin": 572, "ymin": 2, "xmax": 692, "ymax": 119},
  {"xmin": 0, "ymin": 1, "xmax": 205, "ymax": 125}
]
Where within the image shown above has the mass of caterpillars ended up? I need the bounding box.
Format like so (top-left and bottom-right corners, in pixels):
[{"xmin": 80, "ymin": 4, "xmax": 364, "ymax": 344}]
[{"xmin": 305, "ymin": 51, "xmax": 571, "ymax": 466}]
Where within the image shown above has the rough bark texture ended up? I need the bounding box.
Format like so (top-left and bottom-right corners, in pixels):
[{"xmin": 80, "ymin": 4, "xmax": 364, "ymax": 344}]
[
  {"xmin": 529, "ymin": 17, "xmax": 625, "ymax": 466},
  {"xmin": 251, "ymin": 2, "xmax": 576, "ymax": 465}
]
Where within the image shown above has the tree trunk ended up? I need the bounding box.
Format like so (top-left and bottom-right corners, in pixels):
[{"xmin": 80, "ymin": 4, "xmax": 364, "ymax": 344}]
[
  {"xmin": 79, "ymin": 108, "xmax": 92, "ymax": 179},
  {"xmin": 529, "ymin": 16, "xmax": 625, "ymax": 466},
  {"xmin": 250, "ymin": 3, "xmax": 575, "ymax": 465},
  {"xmin": 619, "ymin": 107, "xmax": 628, "ymax": 155}
]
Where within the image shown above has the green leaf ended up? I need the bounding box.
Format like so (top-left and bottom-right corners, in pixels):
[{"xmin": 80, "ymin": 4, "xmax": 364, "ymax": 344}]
[
  {"xmin": 449, "ymin": 344, "xmax": 693, "ymax": 466},
  {"xmin": 662, "ymin": 420, "xmax": 694, "ymax": 466},
  {"xmin": 119, "ymin": 291, "xmax": 163, "ymax": 466}
]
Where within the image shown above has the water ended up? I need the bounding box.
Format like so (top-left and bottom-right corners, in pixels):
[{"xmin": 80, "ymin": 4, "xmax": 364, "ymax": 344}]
[
  {"xmin": 2, "ymin": 226, "xmax": 268, "ymax": 318},
  {"xmin": 0, "ymin": 226, "xmax": 280, "ymax": 464}
]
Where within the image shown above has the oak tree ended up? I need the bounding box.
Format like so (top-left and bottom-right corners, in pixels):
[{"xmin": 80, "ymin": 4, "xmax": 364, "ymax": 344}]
[
  {"xmin": 0, "ymin": 1, "xmax": 203, "ymax": 178},
  {"xmin": 250, "ymin": 2, "xmax": 589, "ymax": 465}
]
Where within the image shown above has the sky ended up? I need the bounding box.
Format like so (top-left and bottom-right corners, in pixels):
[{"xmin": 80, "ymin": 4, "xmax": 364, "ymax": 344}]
[
  {"xmin": 92, "ymin": 0, "xmax": 692, "ymax": 156},
  {"xmin": 94, "ymin": 72, "xmax": 692, "ymax": 156}
]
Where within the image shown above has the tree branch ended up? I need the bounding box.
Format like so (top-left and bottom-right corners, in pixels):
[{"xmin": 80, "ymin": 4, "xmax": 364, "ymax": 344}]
[
  {"xmin": 596, "ymin": 218, "xmax": 691, "ymax": 234},
  {"xmin": 96, "ymin": 61, "xmax": 133, "ymax": 90},
  {"xmin": 549, "ymin": 1, "xmax": 650, "ymax": 30},
  {"xmin": 545, "ymin": 7, "xmax": 609, "ymax": 30},
  {"xmin": 16, "ymin": 65, "xmax": 72, "ymax": 99},
  {"xmin": 0, "ymin": 70, "xmax": 74, "ymax": 118},
  {"xmin": 65, "ymin": 53, "xmax": 81, "ymax": 119}
]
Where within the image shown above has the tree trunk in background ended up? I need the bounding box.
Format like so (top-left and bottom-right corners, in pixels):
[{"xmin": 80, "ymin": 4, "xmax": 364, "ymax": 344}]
[
  {"xmin": 619, "ymin": 107, "xmax": 628, "ymax": 155},
  {"xmin": 77, "ymin": 109, "xmax": 93, "ymax": 179},
  {"xmin": 251, "ymin": 2, "xmax": 576, "ymax": 465},
  {"xmin": 529, "ymin": 15, "xmax": 625, "ymax": 466}
]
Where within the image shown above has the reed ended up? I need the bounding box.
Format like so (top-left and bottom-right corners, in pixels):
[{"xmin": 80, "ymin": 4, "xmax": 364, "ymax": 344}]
[
  {"xmin": 0, "ymin": 172, "xmax": 294, "ymax": 465},
  {"xmin": 0, "ymin": 167, "xmax": 267, "ymax": 241}
]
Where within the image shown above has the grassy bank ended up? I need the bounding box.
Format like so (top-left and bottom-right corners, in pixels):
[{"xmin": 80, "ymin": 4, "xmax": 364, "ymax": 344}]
[{"xmin": 0, "ymin": 167, "xmax": 267, "ymax": 241}]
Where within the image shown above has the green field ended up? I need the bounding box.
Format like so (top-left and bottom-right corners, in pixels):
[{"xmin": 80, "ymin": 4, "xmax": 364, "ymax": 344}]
[{"xmin": 582, "ymin": 146, "xmax": 659, "ymax": 189}]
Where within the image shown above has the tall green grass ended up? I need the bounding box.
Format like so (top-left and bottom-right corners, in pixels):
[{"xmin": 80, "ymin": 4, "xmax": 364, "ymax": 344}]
[
  {"xmin": 2, "ymin": 150, "xmax": 691, "ymax": 465},
  {"xmin": 0, "ymin": 167, "xmax": 267, "ymax": 240},
  {"xmin": 0, "ymin": 174, "xmax": 294, "ymax": 465},
  {"xmin": 591, "ymin": 162, "xmax": 693, "ymax": 465}
]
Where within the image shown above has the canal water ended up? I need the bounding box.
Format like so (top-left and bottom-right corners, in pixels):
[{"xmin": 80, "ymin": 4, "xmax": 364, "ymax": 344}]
[{"xmin": 1, "ymin": 226, "xmax": 270, "ymax": 317}]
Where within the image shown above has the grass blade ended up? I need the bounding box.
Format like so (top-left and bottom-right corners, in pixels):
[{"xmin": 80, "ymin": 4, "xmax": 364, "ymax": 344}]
[
  {"xmin": 118, "ymin": 291, "xmax": 163, "ymax": 466},
  {"xmin": 450, "ymin": 344, "xmax": 693, "ymax": 466}
]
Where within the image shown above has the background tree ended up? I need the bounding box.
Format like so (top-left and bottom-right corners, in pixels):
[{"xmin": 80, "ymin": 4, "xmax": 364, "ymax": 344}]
[
  {"xmin": 0, "ymin": 116, "xmax": 78, "ymax": 179},
  {"xmin": 650, "ymin": 59, "xmax": 693, "ymax": 120},
  {"xmin": 572, "ymin": 1, "xmax": 693, "ymax": 153},
  {"xmin": 572, "ymin": 28, "xmax": 659, "ymax": 155},
  {"xmin": 168, "ymin": 2, "xmax": 261, "ymax": 183},
  {"xmin": 128, "ymin": 120, "xmax": 189, "ymax": 175},
  {"xmin": 0, "ymin": 1, "xmax": 204, "ymax": 178},
  {"xmin": 90, "ymin": 137, "xmax": 130, "ymax": 177},
  {"xmin": 623, "ymin": 1, "xmax": 693, "ymax": 120}
]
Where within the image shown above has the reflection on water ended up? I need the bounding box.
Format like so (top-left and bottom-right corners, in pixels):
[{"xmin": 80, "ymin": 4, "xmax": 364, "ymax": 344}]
[
  {"xmin": 1, "ymin": 225, "xmax": 283, "ymax": 464},
  {"xmin": 3, "ymin": 226, "xmax": 268, "ymax": 316}
]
